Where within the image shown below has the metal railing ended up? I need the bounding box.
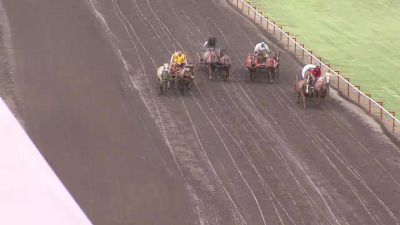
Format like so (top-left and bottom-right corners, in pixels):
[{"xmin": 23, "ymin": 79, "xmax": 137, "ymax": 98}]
[{"xmin": 228, "ymin": 0, "xmax": 399, "ymax": 136}]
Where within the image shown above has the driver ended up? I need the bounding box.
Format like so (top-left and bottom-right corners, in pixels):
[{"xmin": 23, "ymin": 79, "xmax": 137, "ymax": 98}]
[
  {"xmin": 310, "ymin": 65, "xmax": 322, "ymax": 85},
  {"xmin": 203, "ymin": 36, "xmax": 217, "ymax": 50},
  {"xmin": 170, "ymin": 51, "xmax": 187, "ymax": 75},
  {"xmin": 254, "ymin": 41, "xmax": 270, "ymax": 62}
]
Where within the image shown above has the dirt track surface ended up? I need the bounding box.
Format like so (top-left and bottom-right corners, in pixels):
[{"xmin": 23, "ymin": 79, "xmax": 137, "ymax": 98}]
[{"xmin": 2, "ymin": 0, "xmax": 400, "ymax": 224}]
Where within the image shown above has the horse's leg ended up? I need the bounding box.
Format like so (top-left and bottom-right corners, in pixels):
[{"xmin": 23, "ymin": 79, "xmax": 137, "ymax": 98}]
[
  {"xmin": 270, "ymin": 69, "xmax": 275, "ymax": 83},
  {"xmin": 297, "ymin": 91, "xmax": 300, "ymax": 104},
  {"xmin": 208, "ymin": 65, "xmax": 212, "ymax": 80},
  {"xmin": 303, "ymin": 93, "xmax": 307, "ymax": 108},
  {"xmin": 159, "ymin": 81, "xmax": 163, "ymax": 95}
]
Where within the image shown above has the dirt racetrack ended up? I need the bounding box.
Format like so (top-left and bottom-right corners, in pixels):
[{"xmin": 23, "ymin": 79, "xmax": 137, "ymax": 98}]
[{"xmin": 1, "ymin": 0, "xmax": 400, "ymax": 224}]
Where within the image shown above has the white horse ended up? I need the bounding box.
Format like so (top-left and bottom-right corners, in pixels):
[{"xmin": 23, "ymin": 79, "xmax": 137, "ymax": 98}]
[{"xmin": 157, "ymin": 63, "xmax": 170, "ymax": 95}]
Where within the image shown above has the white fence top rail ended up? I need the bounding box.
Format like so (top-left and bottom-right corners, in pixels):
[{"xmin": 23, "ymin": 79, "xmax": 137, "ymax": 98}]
[{"xmin": 238, "ymin": 0, "xmax": 399, "ymax": 123}]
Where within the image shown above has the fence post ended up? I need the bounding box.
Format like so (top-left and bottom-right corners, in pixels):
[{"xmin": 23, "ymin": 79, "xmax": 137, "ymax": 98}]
[
  {"xmin": 355, "ymin": 85, "xmax": 360, "ymax": 105},
  {"xmin": 345, "ymin": 78, "xmax": 350, "ymax": 97},
  {"xmin": 266, "ymin": 17, "xmax": 269, "ymax": 30},
  {"xmin": 366, "ymin": 94, "xmax": 371, "ymax": 113},
  {"xmin": 273, "ymin": 21, "xmax": 276, "ymax": 34},
  {"xmin": 286, "ymin": 32, "xmax": 290, "ymax": 46},
  {"xmin": 279, "ymin": 26, "xmax": 283, "ymax": 40},
  {"xmin": 247, "ymin": 4, "xmax": 250, "ymax": 15},
  {"xmin": 254, "ymin": 7, "xmax": 256, "ymax": 21},
  {"xmin": 260, "ymin": 12, "xmax": 263, "ymax": 24},
  {"xmin": 378, "ymin": 101, "xmax": 383, "ymax": 121},
  {"xmin": 318, "ymin": 57, "xmax": 322, "ymax": 66},
  {"xmin": 336, "ymin": 71, "xmax": 340, "ymax": 90},
  {"xmin": 301, "ymin": 44, "xmax": 304, "ymax": 58},
  {"xmin": 391, "ymin": 112, "xmax": 396, "ymax": 132},
  {"xmin": 294, "ymin": 38, "xmax": 297, "ymax": 52}
]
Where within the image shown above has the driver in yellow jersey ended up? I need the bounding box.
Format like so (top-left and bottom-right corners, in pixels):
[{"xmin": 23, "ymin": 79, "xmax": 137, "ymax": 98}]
[{"xmin": 169, "ymin": 51, "xmax": 187, "ymax": 75}]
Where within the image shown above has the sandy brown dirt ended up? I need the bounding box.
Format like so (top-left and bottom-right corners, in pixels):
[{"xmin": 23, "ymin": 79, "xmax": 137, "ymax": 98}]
[{"xmin": 2, "ymin": 0, "xmax": 400, "ymax": 224}]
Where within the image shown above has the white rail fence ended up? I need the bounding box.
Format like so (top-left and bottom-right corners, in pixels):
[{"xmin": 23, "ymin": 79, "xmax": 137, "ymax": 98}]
[{"xmin": 228, "ymin": 0, "xmax": 399, "ymax": 136}]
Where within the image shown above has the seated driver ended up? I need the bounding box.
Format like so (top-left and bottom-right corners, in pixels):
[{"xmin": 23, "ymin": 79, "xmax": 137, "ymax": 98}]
[
  {"xmin": 169, "ymin": 51, "xmax": 187, "ymax": 75},
  {"xmin": 203, "ymin": 36, "xmax": 217, "ymax": 51},
  {"xmin": 254, "ymin": 41, "xmax": 270, "ymax": 62},
  {"xmin": 310, "ymin": 65, "xmax": 322, "ymax": 85}
]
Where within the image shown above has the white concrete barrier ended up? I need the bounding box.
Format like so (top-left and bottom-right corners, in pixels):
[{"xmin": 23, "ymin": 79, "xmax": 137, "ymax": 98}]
[{"xmin": 0, "ymin": 97, "xmax": 92, "ymax": 225}]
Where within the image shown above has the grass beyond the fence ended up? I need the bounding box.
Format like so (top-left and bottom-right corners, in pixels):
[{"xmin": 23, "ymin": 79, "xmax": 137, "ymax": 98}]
[{"xmin": 251, "ymin": 0, "xmax": 400, "ymax": 117}]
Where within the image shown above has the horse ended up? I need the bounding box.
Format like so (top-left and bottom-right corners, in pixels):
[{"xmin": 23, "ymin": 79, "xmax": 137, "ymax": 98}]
[
  {"xmin": 215, "ymin": 52, "xmax": 231, "ymax": 81},
  {"xmin": 314, "ymin": 73, "xmax": 331, "ymax": 108},
  {"xmin": 245, "ymin": 53, "xmax": 257, "ymax": 80},
  {"xmin": 157, "ymin": 63, "xmax": 170, "ymax": 95},
  {"xmin": 204, "ymin": 48, "xmax": 219, "ymax": 79},
  {"xmin": 266, "ymin": 52, "xmax": 280, "ymax": 83},
  {"xmin": 273, "ymin": 52, "xmax": 280, "ymax": 79},
  {"xmin": 295, "ymin": 74, "xmax": 313, "ymax": 108},
  {"xmin": 176, "ymin": 64, "xmax": 194, "ymax": 95}
]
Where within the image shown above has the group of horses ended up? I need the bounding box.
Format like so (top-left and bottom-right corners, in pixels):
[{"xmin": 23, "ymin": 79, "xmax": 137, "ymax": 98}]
[
  {"xmin": 195, "ymin": 47, "xmax": 232, "ymax": 81},
  {"xmin": 156, "ymin": 62, "xmax": 194, "ymax": 95},
  {"xmin": 245, "ymin": 51, "xmax": 280, "ymax": 83},
  {"xmin": 295, "ymin": 72, "xmax": 331, "ymax": 108},
  {"xmin": 156, "ymin": 46, "xmax": 330, "ymax": 109}
]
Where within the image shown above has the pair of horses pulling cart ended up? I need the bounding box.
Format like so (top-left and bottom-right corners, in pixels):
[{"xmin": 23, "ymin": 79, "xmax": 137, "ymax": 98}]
[
  {"xmin": 195, "ymin": 47, "xmax": 231, "ymax": 81},
  {"xmin": 245, "ymin": 52, "xmax": 280, "ymax": 83},
  {"xmin": 157, "ymin": 63, "xmax": 194, "ymax": 95}
]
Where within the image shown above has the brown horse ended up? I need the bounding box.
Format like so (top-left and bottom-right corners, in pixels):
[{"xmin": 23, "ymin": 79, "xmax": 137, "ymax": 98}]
[
  {"xmin": 266, "ymin": 53, "xmax": 280, "ymax": 83},
  {"xmin": 176, "ymin": 65, "xmax": 194, "ymax": 95},
  {"xmin": 245, "ymin": 53, "xmax": 257, "ymax": 80},
  {"xmin": 204, "ymin": 48, "xmax": 219, "ymax": 79},
  {"xmin": 314, "ymin": 74, "xmax": 331, "ymax": 108},
  {"xmin": 295, "ymin": 75, "xmax": 313, "ymax": 108}
]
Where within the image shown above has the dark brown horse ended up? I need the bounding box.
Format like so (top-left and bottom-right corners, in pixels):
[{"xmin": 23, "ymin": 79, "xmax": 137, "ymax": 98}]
[{"xmin": 314, "ymin": 74, "xmax": 331, "ymax": 108}]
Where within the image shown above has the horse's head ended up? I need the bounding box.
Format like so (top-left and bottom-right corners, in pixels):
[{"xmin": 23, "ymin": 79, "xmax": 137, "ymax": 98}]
[
  {"xmin": 220, "ymin": 54, "xmax": 231, "ymax": 67},
  {"xmin": 324, "ymin": 72, "xmax": 331, "ymax": 85},
  {"xmin": 163, "ymin": 63, "xmax": 169, "ymax": 71},
  {"xmin": 182, "ymin": 64, "xmax": 195, "ymax": 77},
  {"xmin": 248, "ymin": 54, "xmax": 256, "ymax": 67},
  {"xmin": 274, "ymin": 52, "xmax": 280, "ymax": 63}
]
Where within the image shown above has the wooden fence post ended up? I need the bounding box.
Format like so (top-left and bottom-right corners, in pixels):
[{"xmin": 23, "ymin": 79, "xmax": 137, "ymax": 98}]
[
  {"xmin": 378, "ymin": 101, "xmax": 383, "ymax": 121},
  {"xmin": 391, "ymin": 112, "xmax": 396, "ymax": 132},
  {"xmin": 286, "ymin": 32, "xmax": 290, "ymax": 46},
  {"xmin": 336, "ymin": 71, "xmax": 340, "ymax": 90},
  {"xmin": 366, "ymin": 94, "xmax": 371, "ymax": 113},
  {"xmin": 345, "ymin": 78, "xmax": 350, "ymax": 97},
  {"xmin": 355, "ymin": 85, "xmax": 360, "ymax": 105}
]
